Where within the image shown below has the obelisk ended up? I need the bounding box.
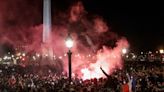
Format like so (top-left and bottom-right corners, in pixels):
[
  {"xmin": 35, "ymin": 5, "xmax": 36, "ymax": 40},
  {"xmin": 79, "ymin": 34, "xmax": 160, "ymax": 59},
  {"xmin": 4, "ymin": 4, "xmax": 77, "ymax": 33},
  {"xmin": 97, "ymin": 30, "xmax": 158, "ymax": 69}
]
[
  {"xmin": 43, "ymin": 0, "xmax": 51, "ymax": 43},
  {"xmin": 42, "ymin": 0, "xmax": 53, "ymax": 60}
]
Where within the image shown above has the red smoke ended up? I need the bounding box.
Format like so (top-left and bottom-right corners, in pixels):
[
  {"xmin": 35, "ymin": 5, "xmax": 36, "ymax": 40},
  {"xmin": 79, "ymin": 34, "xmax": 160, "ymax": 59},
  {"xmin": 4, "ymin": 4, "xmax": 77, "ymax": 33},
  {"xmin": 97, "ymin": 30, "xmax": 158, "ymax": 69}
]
[
  {"xmin": 0, "ymin": 1, "xmax": 129, "ymax": 80},
  {"xmin": 71, "ymin": 38, "xmax": 129, "ymax": 80},
  {"xmin": 94, "ymin": 17, "xmax": 108, "ymax": 33},
  {"xmin": 69, "ymin": 1, "xmax": 84, "ymax": 22}
]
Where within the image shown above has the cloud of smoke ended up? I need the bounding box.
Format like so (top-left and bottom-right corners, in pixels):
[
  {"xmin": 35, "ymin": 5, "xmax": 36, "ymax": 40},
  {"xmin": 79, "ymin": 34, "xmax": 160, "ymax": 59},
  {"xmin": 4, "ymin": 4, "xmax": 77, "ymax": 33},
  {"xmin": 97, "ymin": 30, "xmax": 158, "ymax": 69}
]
[
  {"xmin": 0, "ymin": 0, "xmax": 129, "ymax": 80},
  {"xmin": 69, "ymin": 1, "xmax": 84, "ymax": 22},
  {"xmin": 80, "ymin": 38, "xmax": 129, "ymax": 80},
  {"xmin": 93, "ymin": 17, "xmax": 109, "ymax": 33}
]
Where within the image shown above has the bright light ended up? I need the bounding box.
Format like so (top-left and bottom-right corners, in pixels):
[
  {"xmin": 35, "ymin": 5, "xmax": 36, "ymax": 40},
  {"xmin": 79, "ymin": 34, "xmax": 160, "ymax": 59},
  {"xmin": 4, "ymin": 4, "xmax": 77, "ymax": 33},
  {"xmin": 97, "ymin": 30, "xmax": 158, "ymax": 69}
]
[
  {"xmin": 77, "ymin": 54, "xmax": 80, "ymax": 57},
  {"xmin": 126, "ymin": 55, "xmax": 129, "ymax": 58},
  {"xmin": 132, "ymin": 55, "xmax": 136, "ymax": 59},
  {"xmin": 72, "ymin": 73, "xmax": 75, "ymax": 77},
  {"xmin": 53, "ymin": 55, "xmax": 56, "ymax": 60},
  {"xmin": 59, "ymin": 56, "xmax": 62, "ymax": 59},
  {"xmin": 8, "ymin": 52, "xmax": 10, "ymax": 54},
  {"xmin": 81, "ymin": 68, "xmax": 91, "ymax": 80},
  {"xmin": 65, "ymin": 34, "xmax": 73, "ymax": 49},
  {"xmin": 36, "ymin": 54, "xmax": 40, "ymax": 57},
  {"xmin": 148, "ymin": 51, "xmax": 152, "ymax": 54},
  {"xmin": 159, "ymin": 49, "xmax": 164, "ymax": 54},
  {"xmin": 141, "ymin": 52, "xmax": 143, "ymax": 54},
  {"xmin": 7, "ymin": 56, "xmax": 11, "ymax": 60},
  {"xmin": 33, "ymin": 56, "xmax": 36, "ymax": 60},
  {"xmin": 22, "ymin": 53, "xmax": 26, "ymax": 56},
  {"xmin": 19, "ymin": 56, "xmax": 22, "ymax": 59},
  {"xmin": 3, "ymin": 56, "xmax": 8, "ymax": 60},
  {"xmin": 122, "ymin": 48, "xmax": 127, "ymax": 54},
  {"xmin": 11, "ymin": 55, "xmax": 14, "ymax": 58},
  {"xmin": 16, "ymin": 57, "xmax": 19, "ymax": 60},
  {"xmin": 17, "ymin": 53, "xmax": 21, "ymax": 56},
  {"xmin": 22, "ymin": 58, "xmax": 25, "ymax": 61},
  {"xmin": 65, "ymin": 39, "xmax": 73, "ymax": 48}
]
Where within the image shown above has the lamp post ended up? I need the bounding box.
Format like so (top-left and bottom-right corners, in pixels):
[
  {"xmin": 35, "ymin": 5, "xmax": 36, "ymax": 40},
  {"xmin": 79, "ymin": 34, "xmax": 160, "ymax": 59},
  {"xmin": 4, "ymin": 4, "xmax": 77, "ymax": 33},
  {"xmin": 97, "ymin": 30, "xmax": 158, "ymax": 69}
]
[
  {"xmin": 122, "ymin": 48, "xmax": 127, "ymax": 55},
  {"xmin": 65, "ymin": 33, "xmax": 74, "ymax": 83}
]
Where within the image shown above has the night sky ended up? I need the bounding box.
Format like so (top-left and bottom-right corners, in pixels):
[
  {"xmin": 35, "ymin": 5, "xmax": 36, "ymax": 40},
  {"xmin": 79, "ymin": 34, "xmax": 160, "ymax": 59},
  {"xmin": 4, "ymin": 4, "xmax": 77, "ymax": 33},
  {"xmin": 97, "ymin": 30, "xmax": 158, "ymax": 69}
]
[
  {"xmin": 83, "ymin": 0, "xmax": 164, "ymax": 52},
  {"xmin": 0, "ymin": 0, "xmax": 163, "ymax": 53},
  {"xmin": 53, "ymin": 0, "xmax": 164, "ymax": 52}
]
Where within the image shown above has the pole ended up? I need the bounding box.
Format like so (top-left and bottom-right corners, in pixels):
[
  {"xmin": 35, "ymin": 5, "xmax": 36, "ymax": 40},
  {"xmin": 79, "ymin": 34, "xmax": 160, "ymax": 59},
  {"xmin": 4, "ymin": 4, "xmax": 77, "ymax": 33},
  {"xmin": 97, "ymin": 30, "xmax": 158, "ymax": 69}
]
[{"xmin": 67, "ymin": 50, "xmax": 72, "ymax": 83}]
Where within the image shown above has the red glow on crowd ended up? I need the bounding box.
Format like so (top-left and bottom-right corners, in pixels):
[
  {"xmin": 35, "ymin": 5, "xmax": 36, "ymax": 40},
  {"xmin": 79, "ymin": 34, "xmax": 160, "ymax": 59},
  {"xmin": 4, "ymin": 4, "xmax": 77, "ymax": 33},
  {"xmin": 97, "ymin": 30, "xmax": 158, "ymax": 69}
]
[{"xmin": 79, "ymin": 38, "xmax": 129, "ymax": 80}]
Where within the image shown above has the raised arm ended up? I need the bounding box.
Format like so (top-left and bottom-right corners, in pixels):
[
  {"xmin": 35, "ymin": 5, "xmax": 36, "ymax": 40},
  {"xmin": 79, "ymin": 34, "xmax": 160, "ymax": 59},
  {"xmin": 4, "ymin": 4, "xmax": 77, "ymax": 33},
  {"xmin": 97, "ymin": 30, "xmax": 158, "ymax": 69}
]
[
  {"xmin": 100, "ymin": 67, "xmax": 110, "ymax": 78},
  {"xmin": 126, "ymin": 73, "xmax": 131, "ymax": 83}
]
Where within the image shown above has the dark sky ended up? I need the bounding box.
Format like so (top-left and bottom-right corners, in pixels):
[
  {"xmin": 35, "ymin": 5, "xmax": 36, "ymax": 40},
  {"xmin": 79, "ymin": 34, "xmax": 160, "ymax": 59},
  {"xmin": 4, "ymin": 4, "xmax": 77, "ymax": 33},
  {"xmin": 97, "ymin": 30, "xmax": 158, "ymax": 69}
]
[
  {"xmin": 53, "ymin": 0, "xmax": 164, "ymax": 52},
  {"xmin": 82, "ymin": 0, "xmax": 164, "ymax": 52},
  {"xmin": 0, "ymin": 0, "xmax": 163, "ymax": 53}
]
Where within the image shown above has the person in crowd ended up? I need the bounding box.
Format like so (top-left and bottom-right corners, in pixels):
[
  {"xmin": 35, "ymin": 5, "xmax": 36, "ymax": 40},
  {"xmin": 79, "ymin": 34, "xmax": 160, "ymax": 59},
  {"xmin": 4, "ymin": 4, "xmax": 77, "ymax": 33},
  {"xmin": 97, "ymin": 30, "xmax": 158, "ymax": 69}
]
[{"xmin": 100, "ymin": 66, "xmax": 118, "ymax": 91}]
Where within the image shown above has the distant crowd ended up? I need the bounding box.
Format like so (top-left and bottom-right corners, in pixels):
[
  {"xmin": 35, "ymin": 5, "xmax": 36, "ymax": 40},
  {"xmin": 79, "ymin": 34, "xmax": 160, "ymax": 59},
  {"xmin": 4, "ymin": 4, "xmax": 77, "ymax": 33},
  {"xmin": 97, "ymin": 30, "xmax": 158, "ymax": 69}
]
[{"xmin": 0, "ymin": 61, "xmax": 163, "ymax": 92}]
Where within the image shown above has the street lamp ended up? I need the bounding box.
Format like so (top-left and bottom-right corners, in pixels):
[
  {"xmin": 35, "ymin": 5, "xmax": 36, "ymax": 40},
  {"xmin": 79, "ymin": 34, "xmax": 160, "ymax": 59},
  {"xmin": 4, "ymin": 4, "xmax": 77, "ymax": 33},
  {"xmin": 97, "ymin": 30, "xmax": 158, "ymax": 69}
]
[
  {"xmin": 122, "ymin": 48, "xmax": 127, "ymax": 54},
  {"xmin": 65, "ymin": 33, "xmax": 73, "ymax": 83},
  {"xmin": 159, "ymin": 49, "xmax": 164, "ymax": 54}
]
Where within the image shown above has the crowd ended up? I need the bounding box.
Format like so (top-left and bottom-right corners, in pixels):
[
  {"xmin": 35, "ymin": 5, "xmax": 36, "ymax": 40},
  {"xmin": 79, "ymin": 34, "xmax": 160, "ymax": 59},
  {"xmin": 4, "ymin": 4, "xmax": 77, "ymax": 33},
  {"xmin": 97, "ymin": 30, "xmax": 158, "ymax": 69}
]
[{"xmin": 0, "ymin": 62, "xmax": 163, "ymax": 92}]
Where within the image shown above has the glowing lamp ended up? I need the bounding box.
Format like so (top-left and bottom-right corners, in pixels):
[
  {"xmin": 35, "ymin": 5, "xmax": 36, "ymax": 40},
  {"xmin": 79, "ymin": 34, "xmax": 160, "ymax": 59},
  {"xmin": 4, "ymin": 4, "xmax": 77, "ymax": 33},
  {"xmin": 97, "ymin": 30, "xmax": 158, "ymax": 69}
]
[
  {"xmin": 3, "ymin": 56, "xmax": 8, "ymax": 60},
  {"xmin": 11, "ymin": 55, "xmax": 14, "ymax": 58},
  {"xmin": 65, "ymin": 33, "xmax": 73, "ymax": 49},
  {"xmin": 159, "ymin": 49, "xmax": 164, "ymax": 54},
  {"xmin": 22, "ymin": 53, "xmax": 26, "ymax": 56},
  {"xmin": 22, "ymin": 58, "xmax": 25, "ymax": 61},
  {"xmin": 122, "ymin": 48, "xmax": 127, "ymax": 54},
  {"xmin": 36, "ymin": 54, "xmax": 40, "ymax": 57},
  {"xmin": 59, "ymin": 56, "xmax": 62, "ymax": 59}
]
